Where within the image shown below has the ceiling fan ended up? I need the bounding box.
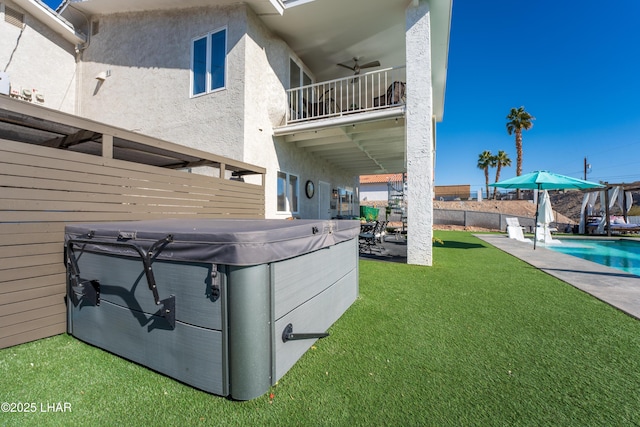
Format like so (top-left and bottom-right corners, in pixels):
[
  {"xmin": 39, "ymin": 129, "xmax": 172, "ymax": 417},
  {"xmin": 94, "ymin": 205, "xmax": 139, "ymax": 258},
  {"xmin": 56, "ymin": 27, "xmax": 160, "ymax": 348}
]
[{"xmin": 337, "ymin": 57, "xmax": 381, "ymax": 75}]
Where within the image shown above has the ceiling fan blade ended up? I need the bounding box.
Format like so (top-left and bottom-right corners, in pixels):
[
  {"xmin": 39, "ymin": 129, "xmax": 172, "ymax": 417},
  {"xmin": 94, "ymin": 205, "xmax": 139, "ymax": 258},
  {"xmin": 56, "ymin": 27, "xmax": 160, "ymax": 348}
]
[
  {"xmin": 337, "ymin": 63, "xmax": 356, "ymax": 71},
  {"xmin": 359, "ymin": 60, "xmax": 381, "ymax": 69}
]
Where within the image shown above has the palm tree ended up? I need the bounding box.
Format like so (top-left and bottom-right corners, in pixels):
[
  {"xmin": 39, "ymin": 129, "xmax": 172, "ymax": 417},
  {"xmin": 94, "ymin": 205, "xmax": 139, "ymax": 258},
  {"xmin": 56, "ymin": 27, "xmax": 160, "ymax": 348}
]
[
  {"xmin": 492, "ymin": 150, "xmax": 512, "ymax": 199},
  {"xmin": 506, "ymin": 106, "xmax": 535, "ymax": 198},
  {"xmin": 477, "ymin": 150, "xmax": 494, "ymax": 199}
]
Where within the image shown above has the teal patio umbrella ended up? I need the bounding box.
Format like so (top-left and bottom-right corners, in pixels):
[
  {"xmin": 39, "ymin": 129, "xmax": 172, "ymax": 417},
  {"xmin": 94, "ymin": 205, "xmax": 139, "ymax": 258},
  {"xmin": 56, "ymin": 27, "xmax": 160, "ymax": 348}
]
[{"xmin": 489, "ymin": 171, "xmax": 605, "ymax": 248}]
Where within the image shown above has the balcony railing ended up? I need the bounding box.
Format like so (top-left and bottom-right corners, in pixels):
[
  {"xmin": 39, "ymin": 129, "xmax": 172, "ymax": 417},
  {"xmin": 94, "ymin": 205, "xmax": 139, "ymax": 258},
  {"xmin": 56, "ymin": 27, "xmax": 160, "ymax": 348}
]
[{"xmin": 286, "ymin": 66, "xmax": 406, "ymax": 125}]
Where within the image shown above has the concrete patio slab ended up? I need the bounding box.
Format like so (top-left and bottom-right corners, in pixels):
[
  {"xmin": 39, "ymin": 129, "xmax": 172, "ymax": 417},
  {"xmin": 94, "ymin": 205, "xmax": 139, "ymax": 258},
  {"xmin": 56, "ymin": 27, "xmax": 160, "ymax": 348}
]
[
  {"xmin": 476, "ymin": 234, "xmax": 640, "ymax": 320},
  {"xmin": 359, "ymin": 237, "xmax": 407, "ymax": 263}
]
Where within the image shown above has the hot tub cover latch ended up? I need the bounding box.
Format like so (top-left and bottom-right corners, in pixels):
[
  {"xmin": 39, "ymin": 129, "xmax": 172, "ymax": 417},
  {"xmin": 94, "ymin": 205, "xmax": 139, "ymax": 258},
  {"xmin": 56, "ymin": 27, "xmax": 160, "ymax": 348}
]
[{"xmin": 68, "ymin": 277, "xmax": 100, "ymax": 307}]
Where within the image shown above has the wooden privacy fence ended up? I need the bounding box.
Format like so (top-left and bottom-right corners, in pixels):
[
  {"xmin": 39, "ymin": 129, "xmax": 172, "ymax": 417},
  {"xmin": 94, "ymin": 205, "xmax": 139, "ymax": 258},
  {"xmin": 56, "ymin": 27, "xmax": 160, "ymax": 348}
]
[{"xmin": 0, "ymin": 100, "xmax": 265, "ymax": 349}]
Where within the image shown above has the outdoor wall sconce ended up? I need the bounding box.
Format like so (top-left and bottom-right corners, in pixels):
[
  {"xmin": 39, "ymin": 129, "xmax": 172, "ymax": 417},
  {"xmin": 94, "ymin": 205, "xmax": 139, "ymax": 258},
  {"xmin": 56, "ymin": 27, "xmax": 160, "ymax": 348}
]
[{"xmin": 95, "ymin": 70, "xmax": 111, "ymax": 81}]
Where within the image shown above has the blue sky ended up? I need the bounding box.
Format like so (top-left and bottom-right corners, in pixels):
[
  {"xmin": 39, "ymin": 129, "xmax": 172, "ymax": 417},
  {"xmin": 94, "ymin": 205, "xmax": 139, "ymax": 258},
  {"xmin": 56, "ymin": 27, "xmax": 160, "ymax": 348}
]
[
  {"xmin": 42, "ymin": 0, "xmax": 640, "ymax": 194},
  {"xmin": 437, "ymin": 0, "xmax": 640, "ymax": 194}
]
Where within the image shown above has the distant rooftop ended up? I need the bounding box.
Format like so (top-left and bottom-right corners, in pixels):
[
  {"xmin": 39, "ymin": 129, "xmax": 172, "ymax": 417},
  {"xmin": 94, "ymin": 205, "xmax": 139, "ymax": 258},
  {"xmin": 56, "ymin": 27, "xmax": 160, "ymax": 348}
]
[{"xmin": 360, "ymin": 174, "xmax": 403, "ymax": 184}]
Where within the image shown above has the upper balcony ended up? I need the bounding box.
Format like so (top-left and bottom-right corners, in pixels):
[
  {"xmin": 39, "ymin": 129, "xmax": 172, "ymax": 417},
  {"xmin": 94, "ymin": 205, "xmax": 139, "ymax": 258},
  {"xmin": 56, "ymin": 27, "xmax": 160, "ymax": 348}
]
[
  {"xmin": 285, "ymin": 66, "xmax": 406, "ymax": 125},
  {"xmin": 274, "ymin": 67, "xmax": 407, "ymax": 175}
]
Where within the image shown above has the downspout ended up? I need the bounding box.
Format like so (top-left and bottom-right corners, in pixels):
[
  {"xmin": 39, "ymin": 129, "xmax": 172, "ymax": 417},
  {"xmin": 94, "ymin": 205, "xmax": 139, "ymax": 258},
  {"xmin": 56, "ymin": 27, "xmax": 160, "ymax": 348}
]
[
  {"xmin": 64, "ymin": 4, "xmax": 93, "ymax": 116},
  {"xmin": 67, "ymin": 3, "xmax": 92, "ymax": 53}
]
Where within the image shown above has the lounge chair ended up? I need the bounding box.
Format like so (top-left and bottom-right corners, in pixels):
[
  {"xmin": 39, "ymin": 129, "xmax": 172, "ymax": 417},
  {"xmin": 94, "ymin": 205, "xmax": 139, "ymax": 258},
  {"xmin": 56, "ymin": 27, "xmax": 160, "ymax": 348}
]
[
  {"xmin": 505, "ymin": 217, "xmax": 530, "ymax": 242},
  {"xmin": 586, "ymin": 215, "xmax": 640, "ymax": 235},
  {"xmin": 536, "ymin": 223, "xmax": 561, "ymax": 245},
  {"xmin": 606, "ymin": 216, "xmax": 640, "ymax": 234}
]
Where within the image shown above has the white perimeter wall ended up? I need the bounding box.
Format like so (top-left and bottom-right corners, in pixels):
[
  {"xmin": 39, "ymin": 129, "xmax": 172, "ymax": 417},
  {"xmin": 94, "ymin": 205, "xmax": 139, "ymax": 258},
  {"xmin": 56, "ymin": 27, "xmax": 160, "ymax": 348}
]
[{"xmin": 360, "ymin": 183, "xmax": 388, "ymax": 202}]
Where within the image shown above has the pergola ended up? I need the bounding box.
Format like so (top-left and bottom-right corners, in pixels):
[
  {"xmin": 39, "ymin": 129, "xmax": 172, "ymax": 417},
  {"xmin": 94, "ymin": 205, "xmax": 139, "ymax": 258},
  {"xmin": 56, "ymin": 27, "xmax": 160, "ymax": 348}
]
[{"xmin": 581, "ymin": 182, "xmax": 640, "ymax": 236}]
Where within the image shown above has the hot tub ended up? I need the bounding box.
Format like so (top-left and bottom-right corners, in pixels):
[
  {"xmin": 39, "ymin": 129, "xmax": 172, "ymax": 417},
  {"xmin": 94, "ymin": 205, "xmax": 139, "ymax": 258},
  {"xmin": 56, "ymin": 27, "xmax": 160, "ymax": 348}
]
[{"xmin": 65, "ymin": 219, "xmax": 359, "ymax": 400}]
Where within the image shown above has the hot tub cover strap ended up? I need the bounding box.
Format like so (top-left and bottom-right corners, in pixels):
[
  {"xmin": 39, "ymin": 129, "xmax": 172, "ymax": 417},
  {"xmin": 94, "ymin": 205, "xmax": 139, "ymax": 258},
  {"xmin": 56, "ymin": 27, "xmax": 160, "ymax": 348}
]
[{"xmin": 66, "ymin": 233, "xmax": 176, "ymax": 329}]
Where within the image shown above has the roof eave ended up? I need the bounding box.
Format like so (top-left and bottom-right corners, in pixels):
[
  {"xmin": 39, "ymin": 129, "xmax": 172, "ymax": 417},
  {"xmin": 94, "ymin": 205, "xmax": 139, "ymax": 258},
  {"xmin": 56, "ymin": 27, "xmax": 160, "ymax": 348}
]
[
  {"xmin": 428, "ymin": 0, "xmax": 452, "ymax": 122},
  {"xmin": 13, "ymin": 0, "xmax": 86, "ymax": 45}
]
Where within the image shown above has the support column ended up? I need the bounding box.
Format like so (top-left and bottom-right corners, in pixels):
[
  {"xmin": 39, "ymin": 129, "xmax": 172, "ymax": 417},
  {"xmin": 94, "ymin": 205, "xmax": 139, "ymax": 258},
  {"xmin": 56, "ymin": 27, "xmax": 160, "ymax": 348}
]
[{"xmin": 406, "ymin": 1, "xmax": 434, "ymax": 266}]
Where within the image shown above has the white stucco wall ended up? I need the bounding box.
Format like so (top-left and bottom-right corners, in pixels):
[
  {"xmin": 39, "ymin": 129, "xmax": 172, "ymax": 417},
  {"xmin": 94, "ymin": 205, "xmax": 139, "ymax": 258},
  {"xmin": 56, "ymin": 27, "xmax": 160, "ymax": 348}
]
[
  {"xmin": 0, "ymin": 1, "xmax": 77, "ymax": 113},
  {"xmin": 68, "ymin": 4, "xmax": 356, "ymax": 220},
  {"xmin": 76, "ymin": 5, "xmax": 247, "ymax": 160}
]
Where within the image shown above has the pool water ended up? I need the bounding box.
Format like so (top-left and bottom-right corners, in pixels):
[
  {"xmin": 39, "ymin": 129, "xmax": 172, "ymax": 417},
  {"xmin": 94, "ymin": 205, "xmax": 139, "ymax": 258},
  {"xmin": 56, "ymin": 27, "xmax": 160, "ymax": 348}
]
[{"xmin": 547, "ymin": 239, "xmax": 640, "ymax": 276}]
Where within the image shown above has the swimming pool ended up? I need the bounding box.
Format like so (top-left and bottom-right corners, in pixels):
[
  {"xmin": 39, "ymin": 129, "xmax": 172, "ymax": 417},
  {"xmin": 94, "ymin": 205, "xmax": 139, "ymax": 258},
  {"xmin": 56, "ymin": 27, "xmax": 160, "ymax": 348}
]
[{"xmin": 546, "ymin": 239, "xmax": 640, "ymax": 276}]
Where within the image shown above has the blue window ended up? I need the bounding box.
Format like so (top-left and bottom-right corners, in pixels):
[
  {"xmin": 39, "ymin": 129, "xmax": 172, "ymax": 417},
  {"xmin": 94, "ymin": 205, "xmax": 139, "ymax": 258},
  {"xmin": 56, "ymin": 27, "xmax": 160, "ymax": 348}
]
[
  {"xmin": 192, "ymin": 37, "xmax": 207, "ymax": 95},
  {"xmin": 191, "ymin": 28, "xmax": 226, "ymax": 96}
]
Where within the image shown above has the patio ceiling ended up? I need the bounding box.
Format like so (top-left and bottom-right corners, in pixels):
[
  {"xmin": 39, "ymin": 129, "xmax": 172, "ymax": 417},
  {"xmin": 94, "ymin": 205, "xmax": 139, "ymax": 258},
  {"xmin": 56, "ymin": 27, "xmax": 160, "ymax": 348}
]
[
  {"xmin": 273, "ymin": 108, "xmax": 406, "ymax": 175},
  {"xmin": 264, "ymin": 0, "xmax": 451, "ymax": 176}
]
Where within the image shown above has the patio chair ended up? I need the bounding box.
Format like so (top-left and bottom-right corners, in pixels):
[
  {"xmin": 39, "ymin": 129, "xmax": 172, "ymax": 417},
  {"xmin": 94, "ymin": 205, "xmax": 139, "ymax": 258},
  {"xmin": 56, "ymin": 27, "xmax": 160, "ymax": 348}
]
[
  {"xmin": 386, "ymin": 81, "xmax": 406, "ymax": 105},
  {"xmin": 373, "ymin": 81, "xmax": 406, "ymax": 107},
  {"xmin": 505, "ymin": 217, "xmax": 530, "ymax": 242},
  {"xmin": 359, "ymin": 220, "xmax": 388, "ymax": 253},
  {"xmin": 376, "ymin": 220, "xmax": 389, "ymax": 243}
]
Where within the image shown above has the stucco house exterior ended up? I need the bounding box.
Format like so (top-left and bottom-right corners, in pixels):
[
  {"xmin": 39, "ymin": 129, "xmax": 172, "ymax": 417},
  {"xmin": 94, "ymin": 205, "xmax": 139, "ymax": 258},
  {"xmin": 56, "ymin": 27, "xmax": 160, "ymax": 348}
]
[{"xmin": 1, "ymin": 0, "xmax": 451, "ymax": 265}]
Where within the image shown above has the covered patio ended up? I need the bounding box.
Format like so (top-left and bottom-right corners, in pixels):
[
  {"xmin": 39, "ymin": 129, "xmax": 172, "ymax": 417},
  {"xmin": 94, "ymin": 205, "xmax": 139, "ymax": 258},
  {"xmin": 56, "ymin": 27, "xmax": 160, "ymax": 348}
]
[{"xmin": 269, "ymin": 0, "xmax": 453, "ymax": 265}]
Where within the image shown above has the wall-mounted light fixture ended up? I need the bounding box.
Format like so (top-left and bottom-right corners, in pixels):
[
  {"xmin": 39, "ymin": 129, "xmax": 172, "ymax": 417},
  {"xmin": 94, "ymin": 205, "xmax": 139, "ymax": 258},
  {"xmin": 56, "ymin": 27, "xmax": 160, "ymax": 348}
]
[{"xmin": 95, "ymin": 70, "xmax": 111, "ymax": 81}]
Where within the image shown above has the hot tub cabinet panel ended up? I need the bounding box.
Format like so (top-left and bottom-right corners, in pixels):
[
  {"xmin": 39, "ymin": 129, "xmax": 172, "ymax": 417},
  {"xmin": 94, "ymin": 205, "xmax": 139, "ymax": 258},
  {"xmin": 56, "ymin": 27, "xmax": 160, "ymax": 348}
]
[
  {"xmin": 65, "ymin": 219, "xmax": 359, "ymax": 400},
  {"xmin": 70, "ymin": 299, "xmax": 228, "ymax": 396},
  {"xmin": 67, "ymin": 254, "xmax": 223, "ymax": 330},
  {"xmin": 274, "ymin": 268, "xmax": 358, "ymax": 381},
  {"xmin": 272, "ymin": 238, "xmax": 358, "ymax": 320}
]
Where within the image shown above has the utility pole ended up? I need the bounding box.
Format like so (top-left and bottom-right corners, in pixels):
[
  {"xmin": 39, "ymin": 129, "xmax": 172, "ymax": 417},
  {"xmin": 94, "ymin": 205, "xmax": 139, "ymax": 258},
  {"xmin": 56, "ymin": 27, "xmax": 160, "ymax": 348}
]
[{"xmin": 584, "ymin": 157, "xmax": 591, "ymax": 180}]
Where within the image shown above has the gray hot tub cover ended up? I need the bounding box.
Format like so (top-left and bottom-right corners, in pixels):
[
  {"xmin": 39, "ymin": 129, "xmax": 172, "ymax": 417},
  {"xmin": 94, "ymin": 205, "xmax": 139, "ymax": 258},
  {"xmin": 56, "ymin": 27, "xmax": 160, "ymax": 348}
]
[{"xmin": 65, "ymin": 219, "xmax": 360, "ymax": 266}]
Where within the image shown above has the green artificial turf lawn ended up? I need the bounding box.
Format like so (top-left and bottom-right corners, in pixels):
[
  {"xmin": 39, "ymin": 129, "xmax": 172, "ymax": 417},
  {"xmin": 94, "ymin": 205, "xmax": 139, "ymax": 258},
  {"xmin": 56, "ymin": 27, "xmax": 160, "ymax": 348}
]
[{"xmin": 2, "ymin": 231, "xmax": 640, "ymax": 426}]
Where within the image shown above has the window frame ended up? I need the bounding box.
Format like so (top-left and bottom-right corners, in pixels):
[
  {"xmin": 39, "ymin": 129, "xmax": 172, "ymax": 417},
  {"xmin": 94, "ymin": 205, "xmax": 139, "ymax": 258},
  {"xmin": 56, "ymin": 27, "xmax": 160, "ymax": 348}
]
[
  {"xmin": 337, "ymin": 187, "xmax": 354, "ymax": 217},
  {"xmin": 289, "ymin": 57, "xmax": 312, "ymax": 90},
  {"xmin": 289, "ymin": 57, "xmax": 313, "ymax": 118},
  {"xmin": 277, "ymin": 171, "xmax": 300, "ymax": 215},
  {"xmin": 190, "ymin": 27, "xmax": 227, "ymax": 97}
]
